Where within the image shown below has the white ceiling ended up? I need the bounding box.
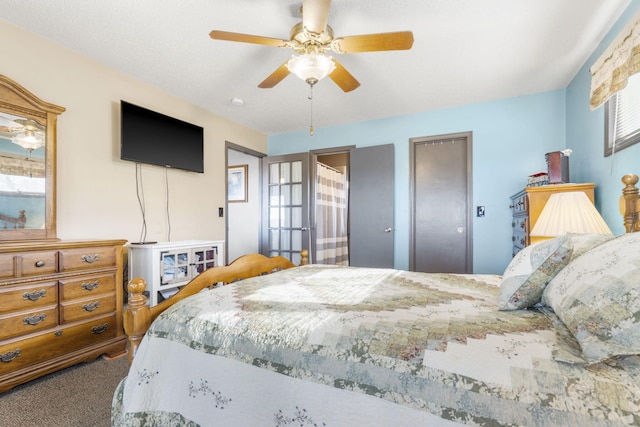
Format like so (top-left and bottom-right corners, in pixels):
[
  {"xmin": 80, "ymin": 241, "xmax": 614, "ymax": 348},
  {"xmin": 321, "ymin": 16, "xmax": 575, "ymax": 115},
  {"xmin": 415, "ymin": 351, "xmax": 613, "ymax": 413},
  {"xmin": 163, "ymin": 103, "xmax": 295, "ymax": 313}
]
[{"xmin": 0, "ymin": 0, "xmax": 631, "ymax": 135}]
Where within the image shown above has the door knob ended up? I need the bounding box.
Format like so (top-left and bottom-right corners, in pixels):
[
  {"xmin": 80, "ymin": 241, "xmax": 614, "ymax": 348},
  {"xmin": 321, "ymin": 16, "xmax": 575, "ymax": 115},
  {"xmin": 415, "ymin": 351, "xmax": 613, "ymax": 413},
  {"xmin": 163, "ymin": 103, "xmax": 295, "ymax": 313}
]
[
  {"xmin": 457, "ymin": 227, "xmax": 464, "ymax": 234},
  {"xmin": 385, "ymin": 227, "xmax": 392, "ymax": 233}
]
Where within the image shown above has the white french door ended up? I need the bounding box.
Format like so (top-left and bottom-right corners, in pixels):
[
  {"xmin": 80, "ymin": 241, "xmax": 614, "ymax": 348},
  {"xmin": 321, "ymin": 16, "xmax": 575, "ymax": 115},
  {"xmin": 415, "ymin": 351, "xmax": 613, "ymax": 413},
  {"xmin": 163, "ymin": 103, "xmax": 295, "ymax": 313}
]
[{"xmin": 261, "ymin": 153, "xmax": 310, "ymax": 265}]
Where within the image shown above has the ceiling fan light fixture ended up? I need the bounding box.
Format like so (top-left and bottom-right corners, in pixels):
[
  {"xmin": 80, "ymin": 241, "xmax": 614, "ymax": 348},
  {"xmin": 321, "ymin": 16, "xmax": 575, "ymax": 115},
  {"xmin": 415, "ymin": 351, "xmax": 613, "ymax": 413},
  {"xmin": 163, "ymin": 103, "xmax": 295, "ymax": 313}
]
[
  {"xmin": 11, "ymin": 129, "xmax": 45, "ymax": 152},
  {"xmin": 286, "ymin": 52, "xmax": 335, "ymax": 86}
]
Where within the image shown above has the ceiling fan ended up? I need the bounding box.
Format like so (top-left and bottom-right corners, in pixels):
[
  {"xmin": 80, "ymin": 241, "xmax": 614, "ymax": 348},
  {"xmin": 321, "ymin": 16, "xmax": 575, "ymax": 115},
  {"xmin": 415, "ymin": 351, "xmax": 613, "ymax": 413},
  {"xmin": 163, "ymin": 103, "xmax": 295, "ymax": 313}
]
[{"xmin": 209, "ymin": 0, "xmax": 414, "ymax": 92}]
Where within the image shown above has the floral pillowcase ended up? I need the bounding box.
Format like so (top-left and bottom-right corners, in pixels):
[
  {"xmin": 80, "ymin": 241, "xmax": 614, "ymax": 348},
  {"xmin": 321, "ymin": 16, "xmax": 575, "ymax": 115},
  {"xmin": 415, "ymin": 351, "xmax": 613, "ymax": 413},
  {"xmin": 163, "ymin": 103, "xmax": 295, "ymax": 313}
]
[
  {"xmin": 498, "ymin": 234, "xmax": 614, "ymax": 311},
  {"xmin": 542, "ymin": 232, "xmax": 640, "ymax": 364}
]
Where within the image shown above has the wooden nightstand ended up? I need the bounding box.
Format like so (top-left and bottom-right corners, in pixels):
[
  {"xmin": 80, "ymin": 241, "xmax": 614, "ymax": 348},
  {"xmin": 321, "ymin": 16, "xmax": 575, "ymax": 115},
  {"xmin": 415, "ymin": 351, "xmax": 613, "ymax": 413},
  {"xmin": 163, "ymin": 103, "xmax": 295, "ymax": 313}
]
[{"xmin": 509, "ymin": 183, "xmax": 595, "ymax": 256}]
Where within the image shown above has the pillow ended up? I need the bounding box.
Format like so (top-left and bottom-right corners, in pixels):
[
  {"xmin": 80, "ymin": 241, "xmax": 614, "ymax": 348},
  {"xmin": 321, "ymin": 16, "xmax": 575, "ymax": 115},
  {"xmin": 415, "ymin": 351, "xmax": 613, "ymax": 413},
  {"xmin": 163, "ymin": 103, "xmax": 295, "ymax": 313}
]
[
  {"xmin": 543, "ymin": 232, "xmax": 640, "ymax": 364},
  {"xmin": 499, "ymin": 233, "xmax": 614, "ymax": 311},
  {"xmin": 499, "ymin": 236, "xmax": 568, "ymax": 310}
]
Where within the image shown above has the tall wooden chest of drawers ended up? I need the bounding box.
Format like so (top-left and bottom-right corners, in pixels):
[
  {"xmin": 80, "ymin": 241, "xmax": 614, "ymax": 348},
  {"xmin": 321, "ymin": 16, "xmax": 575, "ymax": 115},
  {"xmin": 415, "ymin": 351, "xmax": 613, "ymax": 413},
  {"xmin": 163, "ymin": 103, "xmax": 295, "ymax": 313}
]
[
  {"xmin": 0, "ymin": 239, "xmax": 127, "ymax": 393},
  {"xmin": 509, "ymin": 183, "xmax": 595, "ymax": 256}
]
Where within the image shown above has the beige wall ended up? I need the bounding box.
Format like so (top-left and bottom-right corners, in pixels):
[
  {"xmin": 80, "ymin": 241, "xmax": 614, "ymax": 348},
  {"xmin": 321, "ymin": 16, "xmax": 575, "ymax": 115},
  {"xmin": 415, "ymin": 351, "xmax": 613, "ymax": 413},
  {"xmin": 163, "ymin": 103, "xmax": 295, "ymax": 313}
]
[
  {"xmin": 227, "ymin": 150, "xmax": 261, "ymax": 262},
  {"xmin": 1, "ymin": 19, "xmax": 267, "ymax": 244}
]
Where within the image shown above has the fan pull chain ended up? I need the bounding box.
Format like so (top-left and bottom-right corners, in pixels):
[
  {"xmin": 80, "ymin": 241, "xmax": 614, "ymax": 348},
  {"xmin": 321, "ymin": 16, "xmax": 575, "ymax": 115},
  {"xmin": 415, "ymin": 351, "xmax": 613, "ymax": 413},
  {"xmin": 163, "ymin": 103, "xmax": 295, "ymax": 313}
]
[{"xmin": 308, "ymin": 84, "xmax": 314, "ymax": 136}]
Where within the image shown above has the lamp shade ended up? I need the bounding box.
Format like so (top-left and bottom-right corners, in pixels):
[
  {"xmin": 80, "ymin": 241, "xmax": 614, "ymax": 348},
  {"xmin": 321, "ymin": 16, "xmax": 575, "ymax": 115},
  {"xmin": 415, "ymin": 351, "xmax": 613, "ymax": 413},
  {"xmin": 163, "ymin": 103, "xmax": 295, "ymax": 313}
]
[{"xmin": 530, "ymin": 191, "xmax": 613, "ymax": 237}]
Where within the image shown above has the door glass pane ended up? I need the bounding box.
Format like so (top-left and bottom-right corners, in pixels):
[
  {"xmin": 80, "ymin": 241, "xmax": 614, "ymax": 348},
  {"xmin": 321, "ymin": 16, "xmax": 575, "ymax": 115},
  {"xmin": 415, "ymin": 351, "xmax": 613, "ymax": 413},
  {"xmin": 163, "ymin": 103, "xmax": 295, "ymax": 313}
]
[
  {"xmin": 292, "ymin": 207, "xmax": 302, "ymax": 228},
  {"xmin": 291, "ymin": 252, "xmax": 300, "ymax": 265},
  {"xmin": 292, "ymin": 230, "xmax": 302, "ymax": 251},
  {"xmin": 176, "ymin": 266, "xmax": 188, "ymax": 281},
  {"xmin": 292, "ymin": 184, "xmax": 302, "ymax": 205},
  {"xmin": 177, "ymin": 252, "xmax": 188, "ymax": 265},
  {"xmin": 292, "ymin": 161, "xmax": 302, "ymax": 182},
  {"xmin": 280, "ymin": 163, "xmax": 290, "ymax": 184},
  {"xmin": 280, "ymin": 207, "xmax": 290, "ymax": 227},
  {"xmin": 280, "ymin": 230, "xmax": 291, "ymax": 250},
  {"xmin": 163, "ymin": 254, "xmax": 175, "ymax": 268},
  {"xmin": 269, "ymin": 207, "xmax": 280, "ymax": 227},
  {"xmin": 270, "ymin": 230, "xmax": 279, "ymax": 250},
  {"xmin": 281, "ymin": 184, "xmax": 291, "ymax": 205},
  {"xmin": 269, "ymin": 186, "xmax": 280, "ymax": 205},
  {"xmin": 269, "ymin": 163, "xmax": 280, "ymax": 184}
]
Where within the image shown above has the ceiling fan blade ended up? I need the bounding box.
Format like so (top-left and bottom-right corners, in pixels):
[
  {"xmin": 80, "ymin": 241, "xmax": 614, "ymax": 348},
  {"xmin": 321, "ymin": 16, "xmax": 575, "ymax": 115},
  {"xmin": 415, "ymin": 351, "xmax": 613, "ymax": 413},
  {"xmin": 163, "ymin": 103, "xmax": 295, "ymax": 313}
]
[
  {"xmin": 333, "ymin": 31, "xmax": 414, "ymax": 53},
  {"xmin": 302, "ymin": 0, "xmax": 331, "ymax": 34},
  {"xmin": 328, "ymin": 59, "xmax": 360, "ymax": 92},
  {"xmin": 258, "ymin": 63, "xmax": 291, "ymax": 88},
  {"xmin": 209, "ymin": 30, "xmax": 289, "ymax": 48}
]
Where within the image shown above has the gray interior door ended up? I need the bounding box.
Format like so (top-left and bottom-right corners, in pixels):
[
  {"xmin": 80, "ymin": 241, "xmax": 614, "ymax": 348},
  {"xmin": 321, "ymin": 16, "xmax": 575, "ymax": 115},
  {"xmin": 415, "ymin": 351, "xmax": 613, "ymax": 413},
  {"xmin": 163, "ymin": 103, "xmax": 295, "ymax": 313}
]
[
  {"xmin": 261, "ymin": 153, "xmax": 310, "ymax": 266},
  {"xmin": 411, "ymin": 133, "xmax": 472, "ymax": 273},
  {"xmin": 349, "ymin": 144, "xmax": 394, "ymax": 268}
]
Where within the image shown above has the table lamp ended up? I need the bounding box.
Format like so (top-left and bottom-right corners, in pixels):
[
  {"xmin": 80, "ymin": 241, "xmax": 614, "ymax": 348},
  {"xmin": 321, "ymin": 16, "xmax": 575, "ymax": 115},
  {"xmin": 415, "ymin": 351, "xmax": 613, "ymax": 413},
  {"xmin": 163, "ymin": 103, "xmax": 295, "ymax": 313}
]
[{"xmin": 530, "ymin": 191, "xmax": 613, "ymax": 238}]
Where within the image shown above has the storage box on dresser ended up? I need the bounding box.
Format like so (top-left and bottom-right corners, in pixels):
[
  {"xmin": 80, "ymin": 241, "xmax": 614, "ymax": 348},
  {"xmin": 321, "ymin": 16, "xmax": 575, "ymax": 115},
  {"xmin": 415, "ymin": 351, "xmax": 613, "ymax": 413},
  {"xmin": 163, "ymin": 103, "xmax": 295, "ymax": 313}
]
[
  {"xmin": 0, "ymin": 239, "xmax": 127, "ymax": 393},
  {"xmin": 509, "ymin": 183, "xmax": 595, "ymax": 256}
]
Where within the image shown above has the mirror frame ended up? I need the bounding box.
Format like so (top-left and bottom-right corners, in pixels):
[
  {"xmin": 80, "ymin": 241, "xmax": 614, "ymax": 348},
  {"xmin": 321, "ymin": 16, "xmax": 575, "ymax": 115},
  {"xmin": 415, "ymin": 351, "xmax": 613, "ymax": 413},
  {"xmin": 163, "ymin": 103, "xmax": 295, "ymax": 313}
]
[{"xmin": 0, "ymin": 74, "xmax": 65, "ymax": 241}]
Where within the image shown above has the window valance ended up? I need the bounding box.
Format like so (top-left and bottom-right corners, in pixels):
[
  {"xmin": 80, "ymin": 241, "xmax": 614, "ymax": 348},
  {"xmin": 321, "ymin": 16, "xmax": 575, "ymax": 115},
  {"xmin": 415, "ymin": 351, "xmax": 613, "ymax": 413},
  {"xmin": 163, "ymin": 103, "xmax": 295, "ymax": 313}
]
[{"xmin": 590, "ymin": 9, "xmax": 640, "ymax": 110}]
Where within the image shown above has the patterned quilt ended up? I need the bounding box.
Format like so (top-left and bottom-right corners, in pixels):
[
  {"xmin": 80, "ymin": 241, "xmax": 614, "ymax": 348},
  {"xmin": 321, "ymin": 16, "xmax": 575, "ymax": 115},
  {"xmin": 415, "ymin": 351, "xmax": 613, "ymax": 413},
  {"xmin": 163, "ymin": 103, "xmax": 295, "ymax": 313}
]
[{"xmin": 112, "ymin": 265, "xmax": 640, "ymax": 426}]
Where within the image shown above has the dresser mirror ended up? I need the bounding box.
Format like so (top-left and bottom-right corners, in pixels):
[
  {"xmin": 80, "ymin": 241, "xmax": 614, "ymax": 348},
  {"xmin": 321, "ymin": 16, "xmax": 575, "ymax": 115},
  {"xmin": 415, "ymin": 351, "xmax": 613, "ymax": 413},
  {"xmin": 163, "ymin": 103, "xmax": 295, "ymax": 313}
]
[{"xmin": 0, "ymin": 75, "xmax": 65, "ymax": 241}]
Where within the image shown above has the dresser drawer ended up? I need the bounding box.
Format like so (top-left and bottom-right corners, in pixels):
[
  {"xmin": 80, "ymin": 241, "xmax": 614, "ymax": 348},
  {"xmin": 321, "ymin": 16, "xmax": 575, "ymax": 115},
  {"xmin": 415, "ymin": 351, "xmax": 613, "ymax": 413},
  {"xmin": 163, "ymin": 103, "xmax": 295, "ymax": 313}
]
[
  {"xmin": 0, "ymin": 313, "xmax": 118, "ymax": 375},
  {"xmin": 0, "ymin": 305, "xmax": 58, "ymax": 341},
  {"xmin": 0, "ymin": 250, "xmax": 58, "ymax": 278},
  {"xmin": 0, "ymin": 253, "xmax": 14, "ymax": 279},
  {"xmin": 511, "ymin": 216, "xmax": 528, "ymax": 236},
  {"xmin": 59, "ymin": 246, "xmax": 116, "ymax": 271},
  {"xmin": 60, "ymin": 294, "xmax": 116, "ymax": 323},
  {"xmin": 59, "ymin": 272, "xmax": 116, "ymax": 300},
  {"xmin": 0, "ymin": 281, "xmax": 58, "ymax": 314},
  {"xmin": 19, "ymin": 251, "xmax": 58, "ymax": 276},
  {"xmin": 510, "ymin": 192, "xmax": 528, "ymax": 214}
]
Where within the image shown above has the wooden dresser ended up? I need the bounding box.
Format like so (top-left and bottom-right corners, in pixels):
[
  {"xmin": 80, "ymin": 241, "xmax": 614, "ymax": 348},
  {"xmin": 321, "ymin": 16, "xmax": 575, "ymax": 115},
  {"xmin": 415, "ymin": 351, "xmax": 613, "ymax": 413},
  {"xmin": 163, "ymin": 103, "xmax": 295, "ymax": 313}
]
[
  {"xmin": 0, "ymin": 239, "xmax": 127, "ymax": 393},
  {"xmin": 509, "ymin": 183, "xmax": 595, "ymax": 256}
]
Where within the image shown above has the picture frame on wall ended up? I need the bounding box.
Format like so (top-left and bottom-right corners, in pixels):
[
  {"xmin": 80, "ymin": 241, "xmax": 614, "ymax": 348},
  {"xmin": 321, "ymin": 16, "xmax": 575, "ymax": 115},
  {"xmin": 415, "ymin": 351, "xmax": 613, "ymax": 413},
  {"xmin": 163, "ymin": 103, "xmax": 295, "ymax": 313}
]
[{"xmin": 228, "ymin": 164, "xmax": 248, "ymax": 202}]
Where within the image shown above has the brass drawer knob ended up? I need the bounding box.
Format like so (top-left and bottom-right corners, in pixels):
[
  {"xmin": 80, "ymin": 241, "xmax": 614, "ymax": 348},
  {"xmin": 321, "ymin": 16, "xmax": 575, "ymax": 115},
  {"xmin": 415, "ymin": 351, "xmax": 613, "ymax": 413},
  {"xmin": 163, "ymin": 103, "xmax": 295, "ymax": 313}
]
[
  {"xmin": 23, "ymin": 289, "xmax": 46, "ymax": 302},
  {"xmin": 23, "ymin": 313, "xmax": 47, "ymax": 326},
  {"xmin": 0, "ymin": 349, "xmax": 21, "ymax": 363}
]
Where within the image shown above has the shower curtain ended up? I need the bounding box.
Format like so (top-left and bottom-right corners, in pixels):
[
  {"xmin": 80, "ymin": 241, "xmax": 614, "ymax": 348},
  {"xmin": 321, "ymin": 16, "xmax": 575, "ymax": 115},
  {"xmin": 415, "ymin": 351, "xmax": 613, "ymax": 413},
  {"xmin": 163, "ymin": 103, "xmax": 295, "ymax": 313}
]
[{"xmin": 315, "ymin": 163, "xmax": 349, "ymax": 265}]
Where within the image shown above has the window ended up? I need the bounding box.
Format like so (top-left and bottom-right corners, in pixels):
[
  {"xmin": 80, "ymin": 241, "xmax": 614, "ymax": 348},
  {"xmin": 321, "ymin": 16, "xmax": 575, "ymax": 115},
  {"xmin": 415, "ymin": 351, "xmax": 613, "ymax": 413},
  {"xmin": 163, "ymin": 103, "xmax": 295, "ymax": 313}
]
[{"xmin": 605, "ymin": 73, "xmax": 640, "ymax": 157}]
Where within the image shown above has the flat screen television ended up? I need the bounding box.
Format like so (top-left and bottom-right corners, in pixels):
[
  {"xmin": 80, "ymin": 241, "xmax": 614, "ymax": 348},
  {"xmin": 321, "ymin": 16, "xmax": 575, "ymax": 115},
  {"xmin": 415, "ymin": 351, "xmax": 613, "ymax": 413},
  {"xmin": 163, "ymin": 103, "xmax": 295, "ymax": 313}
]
[{"xmin": 120, "ymin": 100, "xmax": 204, "ymax": 173}]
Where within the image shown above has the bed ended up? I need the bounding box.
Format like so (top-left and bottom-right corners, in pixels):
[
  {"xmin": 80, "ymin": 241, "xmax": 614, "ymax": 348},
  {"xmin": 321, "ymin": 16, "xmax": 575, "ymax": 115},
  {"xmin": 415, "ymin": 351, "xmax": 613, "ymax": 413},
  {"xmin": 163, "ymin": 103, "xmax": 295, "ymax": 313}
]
[{"xmin": 112, "ymin": 174, "xmax": 640, "ymax": 426}]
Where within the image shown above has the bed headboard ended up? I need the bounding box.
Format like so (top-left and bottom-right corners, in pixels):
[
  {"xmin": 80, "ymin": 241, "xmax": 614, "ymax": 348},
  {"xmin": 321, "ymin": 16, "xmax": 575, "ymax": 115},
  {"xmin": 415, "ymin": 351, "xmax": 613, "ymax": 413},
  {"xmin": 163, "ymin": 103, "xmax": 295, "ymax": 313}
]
[{"xmin": 621, "ymin": 174, "xmax": 640, "ymax": 233}]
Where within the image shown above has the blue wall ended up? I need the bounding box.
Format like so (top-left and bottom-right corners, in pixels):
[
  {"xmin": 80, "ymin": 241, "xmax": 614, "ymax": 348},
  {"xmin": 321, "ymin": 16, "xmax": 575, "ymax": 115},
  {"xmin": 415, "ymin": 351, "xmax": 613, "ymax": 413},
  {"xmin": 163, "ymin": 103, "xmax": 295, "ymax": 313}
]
[
  {"xmin": 269, "ymin": 0, "xmax": 640, "ymax": 274},
  {"xmin": 566, "ymin": 0, "xmax": 640, "ymax": 235},
  {"xmin": 269, "ymin": 91, "xmax": 566, "ymax": 274}
]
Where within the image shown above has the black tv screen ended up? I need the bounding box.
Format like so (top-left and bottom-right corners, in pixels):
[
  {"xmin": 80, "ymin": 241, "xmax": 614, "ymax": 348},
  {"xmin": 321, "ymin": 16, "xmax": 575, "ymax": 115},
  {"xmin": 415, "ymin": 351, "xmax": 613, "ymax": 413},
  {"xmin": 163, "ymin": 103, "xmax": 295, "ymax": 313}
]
[{"xmin": 120, "ymin": 101, "xmax": 204, "ymax": 173}]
